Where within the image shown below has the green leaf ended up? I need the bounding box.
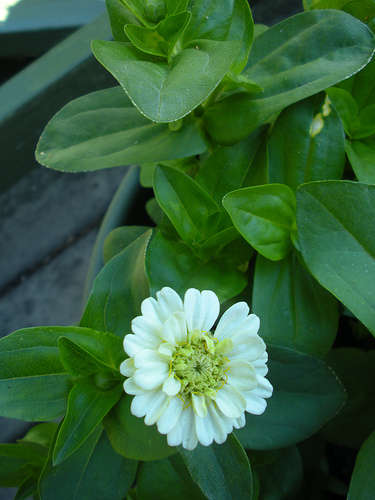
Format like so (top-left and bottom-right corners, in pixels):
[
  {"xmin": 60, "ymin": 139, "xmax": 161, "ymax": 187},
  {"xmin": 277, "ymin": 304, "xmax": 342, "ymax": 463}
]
[
  {"xmin": 114, "ymin": 0, "xmax": 155, "ymax": 26},
  {"xmin": 80, "ymin": 230, "xmax": 151, "ymax": 338},
  {"xmin": 125, "ymin": 11, "xmax": 191, "ymax": 58},
  {"xmin": 326, "ymin": 87, "xmax": 361, "ymax": 137},
  {"xmin": 226, "ymin": 0, "xmax": 254, "ymax": 74},
  {"xmin": 320, "ymin": 348, "xmax": 375, "ymax": 448},
  {"xmin": 0, "ymin": 423, "xmax": 54, "ymax": 488},
  {"xmin": 346, "ymin": 138, "xmax": 375, "ymax": 184},
  {"xmin": 66, "ymin": 329, "xmax": 124, "ymax": 370},
  {"xmin": 203, "ymin": 10, "xmax": 375, "ymax": 144},
  {"xmin": 223, "ymin": 71, "xmax": 263, "ymax": 93},
  {"xmin": 223, "ymin": 184, "xmax": 296, "ymax": 261},
  {"xmin": 311, "ymin": 0, "xmax": 375, "ymax": 27},
  {"xmin": 91, "ymin": 38, "xmax": 240, "ymax": 122},
  {"xmin": 154, "ymin": 163, "xmax": 221, "ymax": 247},
  {"xmin": 252, "ymin": 251, "xmax": 338, "ymax": 357},
  {"xmin": 356, "ymin": 103, "xmax": 375, "ymax": 138},
  {"xmin": 182, "ymin": 0, "xmax": 236, "ymax": 42},
  {"xmin": 58, "ymin": 332, "xmax": 123, "ymax": 378},
  {"xmin": 235, "ymin": 345, "xmax": 347, "ymax": 450},
  {"xmin": 137, "ymin": 458, "xmax": 198, "ymax": 500},
  {"xmin": 195, "ymin": 125, "xmax": 269, "ymax": 205},
  {"xmin": 181, "ymin": 0, "xmax": 254, "ymax": 73},
  {"xmin": 21, "ymin": 422, "xmax": 58, "ymax": 448},
  {"xmin": 146, "ymin": 232, "xmax": 247, "ymax": 303},
  {"xmin": 0, "ymin": 326, "xmax": 124, "ymax": 421},
  {"xmin": 105, "ymin": 0, "xmax": 139, "ymax": 42},
  {"xmin": 36, "ymin": 86, "xmax": 208, "ymax": 172},
  {"xmin": 168, "ymin": 454, "xmax": 207, "ymax": 499},
  {"xmin": 0, "ymin": 445, "xmax": 37, "ymax": 487},
  {"xmin": 348, "ymin": 429, "xmax": 375, "ymax": 499},
  {"xmin": 326, "ymin": 87, "xmax": 375, "ymax": 139},
  {"xmin": 178, "ymin": 433, "xmax": 253, "ymax": 500},
  {"xmin": 0, "ymin": 328, "xmax": 73, "ymax": 421},
  {"xmin": 198, "ymin": 226, "xmax": 254, "ymax": 264},
  {"xmin": 103, "ymin": 395, "xmax": 175, "ymax": 460},
  {"xmin": 39, "ymin": 425, "xmax": 137, "ymax": 500},
  {"xmin": 14, "ymin": 473, "xmax": 38, "ymax": 500},
  {"xmin": 268, "ymin": 93, "xmax": 346, "ymax": 191},
  {"xmin": 296, "ymin": 181, "xmax": 375, "ymax": 336},
  {"xmin": 340, "ymin": 56, "xmax": 375, "ymax": 111},
  {"xmin": 103, "ymin": 226, "xmax": 151, "ymax": 264},
  {"xmin": 254, "ymin": 446, "xmax": 303, "ymax": 500},
  {"xmin": 53, "ymin": 378, "xmax": 122, "ymax": 465}
]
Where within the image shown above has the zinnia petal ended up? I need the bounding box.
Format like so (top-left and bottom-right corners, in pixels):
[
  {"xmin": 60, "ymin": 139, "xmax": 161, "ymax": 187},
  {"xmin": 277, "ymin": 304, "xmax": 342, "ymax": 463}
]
[
  {"xmin": 124, "ymin": 376, "xmax": 146, "ymax": 395},
  {"xmin": 167, "ymin": 406, "xmax": 198, "ymax": 450},
  {"xmin": 162, "ymin": 375, "xmax": 181, "ymax": 396},
  {"xmin": 131, "ymin": 388, "xmax": 170, "ymax": 424},
  {"xmin": 119, "ymin": 357, "xmax": 135, "ymax": 377},
  {"xmin": 162, "ymin": 311, "xmax": 188, "ymax": 344},
  {"xmin": 214, "ymin": 384, "xmax": 247, "ymax": 419},
  {"xmin": 156, "ymin": 396, "xmax": 184, "ymax": 434},
  {"xmin": 123, "ymin": 333, "xmax": 153, "ymax": 358},
  {"xmin": 133, "ymin": 350, "xmax": 169, "ymax": 390},
  {"xmin": 184, "ymin": 289, "xmax": 220, "ymax": 332},
  {"xmin": 141, "ymin": 287, "xmax": 184, "ymax": 325},
  {"xmin": 227, "ymin": 359, "xmax": 258, "ymax": 392},
  {"xmin": 227, "ymin": 332, "xmax": 266, "ymax": 362},
  {"xmin": 206, "ymin": 404, "xmax": 228, "ymax": 445},
  {"xmin": 253, "ymin": 376, "xmax": 274, "ymax": 399},
  {"xmin": 191, "ymin": 393, "xmax": 208, "ymax": 418},
  {"xmin": 215, "ymin": 302, "xmax": 260, "ymax": 341},
  {"xmin": 243, "ymin": 391, "xmax": 269, "ymax": 415},
  {"xmin": 131, "ymin": 315, "xmax": 163, "ymax": 343},
  {"xmin": 252, "ymin": 352, "xmax": 269, "ymax": 377}
]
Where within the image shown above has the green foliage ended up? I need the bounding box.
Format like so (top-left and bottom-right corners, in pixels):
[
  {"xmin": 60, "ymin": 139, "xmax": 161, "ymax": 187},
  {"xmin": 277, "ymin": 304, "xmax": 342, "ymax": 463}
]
[
  {"xmin": 0, "ymin": 423, "xmax": 56, "ymax": 496},
  {"xmin": 235, "ymin": 345, "xmax": 347, "ymax": 450},
  {"xmin": 253, "ymin": 446, "xmax": 303, "ymax": 499},
  {"xmin": 203, "ymin": 9, "xmax": 375, "ymax": 144},
  {"xmin": 178, "ymin": 433, "xmax": 253, "ymax": 500},
  {"xmin": 36, "ymin": 86, "xmax": 209, "ymax": 172},
  {"xmin": 39, "ymin": 425, "xmax": 137, "ymax": 500},
  {"xmin": 146, "ymin": 232, "xmax": 248, "ymax": 302},
  {"xmin": 53, "ymin": 378, "xmax": 123, "ymax": 465},
  {"xmin": 320, "ymin": 348, "xmax": 375, "ymax": 448},
  {"xmin": 0, "ymin": 327, "xmax": 74, "ymax": 421},
  {"xmin": 252, "ymin": 251, "xmax": 338, "ymax": 357},
  {"xmin": 223, "ymin": 184, "xmax": 297, "ymax": 261},
  {"xmin": 1, "ymin": 0, "xmax": 375, "ymax": 497},
  {"xmin": 297, "ymin": 181, "xmax": 375, "ymax": 336},
  {"xmin": 348, "ymin": 429, "xmax": 375, "ymax": 499},
  {"xmin": 137, "ymin": 457, "xmax": 200, "ymax": 499},
  {"xmin": 268, "ymin": 93, "xmax": 346, "ymax": 190},
  {"xmin": 103, "ymin": 395, "xmax": 175, "ymax": 460},
  {"xmin": 81, "ymin": 230, "xmax": 152, "ymax": 337},
  {"xmin": 91, "ymin": 38, "xmax": 240, "ymax": 122}
]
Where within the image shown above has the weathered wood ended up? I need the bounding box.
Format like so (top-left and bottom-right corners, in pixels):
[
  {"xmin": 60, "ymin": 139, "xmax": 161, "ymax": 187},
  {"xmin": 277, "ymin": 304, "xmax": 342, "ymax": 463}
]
[{"xmin": 0, "ymin": 12, "xmax": 114, "ymax": 193}]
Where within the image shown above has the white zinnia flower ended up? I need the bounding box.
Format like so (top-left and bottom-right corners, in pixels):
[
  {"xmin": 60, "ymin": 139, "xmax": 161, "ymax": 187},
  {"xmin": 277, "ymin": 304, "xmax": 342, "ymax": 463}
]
[{"xmin": 120, "ymin": 287, "xmax": 273, "ymax": 450}]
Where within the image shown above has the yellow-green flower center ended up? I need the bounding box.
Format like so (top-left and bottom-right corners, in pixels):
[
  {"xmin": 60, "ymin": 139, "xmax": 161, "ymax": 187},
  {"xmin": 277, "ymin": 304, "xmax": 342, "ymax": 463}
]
[{"xmin": 171, "ymin": 331, "xmax": 230, "ymax": 400}]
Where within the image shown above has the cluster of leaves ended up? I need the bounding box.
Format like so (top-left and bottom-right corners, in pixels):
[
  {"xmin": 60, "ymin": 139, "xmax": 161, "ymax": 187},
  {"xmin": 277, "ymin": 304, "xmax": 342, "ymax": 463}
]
[{"xmin": 1, "ymin": 0, "xmax": 375, "ymax": 498}]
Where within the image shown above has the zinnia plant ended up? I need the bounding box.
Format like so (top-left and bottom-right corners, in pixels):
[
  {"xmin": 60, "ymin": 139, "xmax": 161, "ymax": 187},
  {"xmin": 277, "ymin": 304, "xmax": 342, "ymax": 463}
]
[
  {"xmin": 121, "ymin": 287, "xmax": 273, "ymax": 450},
  {"xmin": 0, "ymin": 0, "xmax": 375, "ymax": 498}
]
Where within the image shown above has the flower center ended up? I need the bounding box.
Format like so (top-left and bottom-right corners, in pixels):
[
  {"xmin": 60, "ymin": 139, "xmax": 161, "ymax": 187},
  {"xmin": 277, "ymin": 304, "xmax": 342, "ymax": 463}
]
[{"xmin": 171, "ymin": 331, "xmax": 229, "ymax": 400}]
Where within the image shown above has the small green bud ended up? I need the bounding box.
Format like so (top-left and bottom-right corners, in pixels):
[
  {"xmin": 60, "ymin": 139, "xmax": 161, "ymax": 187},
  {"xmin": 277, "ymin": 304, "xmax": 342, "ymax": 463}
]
[
  {"xmin": 168, "ymin": 118, "xmax": 183, "ymax": 132},
  {"xmin": 144, "ymin": 0, "xmax": 167, "ymax": 23},
  {"xmin": 94, "ymin": 370, "xmax": 118, "ymax": 390}
]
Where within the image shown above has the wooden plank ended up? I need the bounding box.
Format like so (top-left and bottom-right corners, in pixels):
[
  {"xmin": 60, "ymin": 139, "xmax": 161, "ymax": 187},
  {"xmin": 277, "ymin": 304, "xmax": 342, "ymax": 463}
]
[
  {"xmin": 0, "ymin": 0, "xmax": 106, "ymax": 57},
  {"xmin": 0, "ymin": 11, "xmax": 115, "ymax": 193}
]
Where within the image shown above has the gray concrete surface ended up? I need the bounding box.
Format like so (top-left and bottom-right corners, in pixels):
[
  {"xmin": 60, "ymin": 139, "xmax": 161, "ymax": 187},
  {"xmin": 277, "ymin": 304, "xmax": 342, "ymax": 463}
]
[{"xmin": 0, "ymin": 165, "xmax": 129, "ymax": 498}]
